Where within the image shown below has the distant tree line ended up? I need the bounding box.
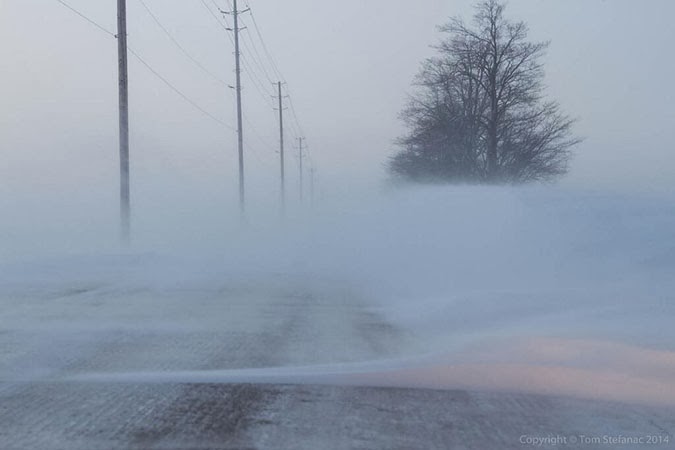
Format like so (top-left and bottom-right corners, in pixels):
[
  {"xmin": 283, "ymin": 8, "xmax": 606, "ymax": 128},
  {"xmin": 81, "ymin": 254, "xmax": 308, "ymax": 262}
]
[{"xmin": 389, "ymin": 0, "xmax": 580, "ymax": 184}]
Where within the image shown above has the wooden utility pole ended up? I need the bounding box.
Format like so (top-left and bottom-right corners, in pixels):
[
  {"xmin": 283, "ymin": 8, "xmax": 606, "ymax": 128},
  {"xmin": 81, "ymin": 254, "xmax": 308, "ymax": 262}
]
[
  {"xmin": 117, "ymin": 0, "xmax": 130, "ymax": 243},
  {"xmin": 277, "ymin": 82, "xmax": 286, "ymax": 213},
  {"xmin": 232, "ymin": 0, "xmax": 246, "ymax": 215}
]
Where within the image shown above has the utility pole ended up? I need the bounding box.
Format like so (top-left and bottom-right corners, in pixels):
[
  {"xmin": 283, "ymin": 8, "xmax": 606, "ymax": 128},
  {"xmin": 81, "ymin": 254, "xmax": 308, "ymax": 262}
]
[
  {"xmin": 298, "ymin": 137, "xmax": 304, "ymax": 203},
  {"xmin": 233, "ymin": 0, "xmax": 246, "ymax": 215},
  {"xmin": 223, "ymin": 0, "xmax": 249, "ymax": 216},
  {"xmin": 117, "ymin": 0, "xmax": 130, "ymax": 243},
  {"xmin": 276, "ymin": 82, "xmax": 286, "ymax": 214}
]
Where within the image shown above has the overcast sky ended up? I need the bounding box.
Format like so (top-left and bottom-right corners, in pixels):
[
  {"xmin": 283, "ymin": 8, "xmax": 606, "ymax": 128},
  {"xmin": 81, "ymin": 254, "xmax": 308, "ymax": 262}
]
[{"xmin": 1, "ymin": 0, "xmax": 675, "ymax": 225}]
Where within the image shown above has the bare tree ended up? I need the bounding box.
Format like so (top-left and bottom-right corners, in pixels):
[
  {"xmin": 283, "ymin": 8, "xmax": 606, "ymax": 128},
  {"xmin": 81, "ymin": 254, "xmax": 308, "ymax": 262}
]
[{"xmin": 390, "ymin": 0, "xmax": 579, "ymax": 183}]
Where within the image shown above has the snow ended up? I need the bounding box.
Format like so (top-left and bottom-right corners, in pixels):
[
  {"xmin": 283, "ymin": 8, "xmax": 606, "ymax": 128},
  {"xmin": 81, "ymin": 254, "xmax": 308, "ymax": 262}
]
[{"xmin": 1, "ymin": 185, "xmax": 674, "ymax": 406}]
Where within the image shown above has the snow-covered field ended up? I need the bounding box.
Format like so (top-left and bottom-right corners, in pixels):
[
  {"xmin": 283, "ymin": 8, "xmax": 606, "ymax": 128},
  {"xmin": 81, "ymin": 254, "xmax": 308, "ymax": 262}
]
[{"xmin": 2, "ymin": 186, "xmax": 674, "ymax": 409}]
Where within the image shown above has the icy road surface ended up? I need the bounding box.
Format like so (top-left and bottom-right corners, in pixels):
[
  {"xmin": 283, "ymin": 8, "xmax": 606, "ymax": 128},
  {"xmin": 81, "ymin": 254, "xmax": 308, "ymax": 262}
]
[{"xmin": 0, "ymin": 272, "xmax": 673, "ymax": 449}]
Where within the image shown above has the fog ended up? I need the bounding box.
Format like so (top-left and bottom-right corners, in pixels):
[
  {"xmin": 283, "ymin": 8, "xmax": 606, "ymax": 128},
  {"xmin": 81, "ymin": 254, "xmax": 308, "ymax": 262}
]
[
  {"xmin": 2, "ymin": 185, "xmax": 675, "ymax": 406},
  {"xmin": 2, "ymin": 0, "xmax": 675, "ymax": 199},
  {"xmin": 1, "ymin": 0, "xmax": 675, "ymax": 419}
]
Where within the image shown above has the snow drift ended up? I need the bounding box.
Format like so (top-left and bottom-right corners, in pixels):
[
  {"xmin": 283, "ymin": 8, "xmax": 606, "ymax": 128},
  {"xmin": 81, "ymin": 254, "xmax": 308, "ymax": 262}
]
[{"xmin": 1, "ymin": 185, "xmax": 674, "ymax": 405}]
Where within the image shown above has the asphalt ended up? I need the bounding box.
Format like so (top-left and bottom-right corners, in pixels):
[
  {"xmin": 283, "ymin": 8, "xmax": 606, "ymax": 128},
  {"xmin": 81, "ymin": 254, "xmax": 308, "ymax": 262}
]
[{"xmin": 1, "ymin": 280, "xmax": 674, "ymax": 449}]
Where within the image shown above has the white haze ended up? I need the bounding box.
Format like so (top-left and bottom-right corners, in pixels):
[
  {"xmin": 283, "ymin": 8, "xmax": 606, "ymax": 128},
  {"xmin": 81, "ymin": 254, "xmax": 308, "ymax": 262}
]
[
  {"xmin": 2, "ymin": 0, "xmax": 675, "ymax": 195},
  {"xmin": 1, "ymin": 0, "xmax": 675, "ymax": 409},
  {"xmin": 2, "ymin": 186, "xmax": 675, "ymax": 405}
]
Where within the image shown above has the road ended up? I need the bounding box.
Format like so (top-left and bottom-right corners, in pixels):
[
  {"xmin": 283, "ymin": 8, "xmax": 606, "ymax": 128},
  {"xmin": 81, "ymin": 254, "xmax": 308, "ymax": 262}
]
[{"xmin": 1, "ymin": 275, "xmax": 674, "ymax": 449}]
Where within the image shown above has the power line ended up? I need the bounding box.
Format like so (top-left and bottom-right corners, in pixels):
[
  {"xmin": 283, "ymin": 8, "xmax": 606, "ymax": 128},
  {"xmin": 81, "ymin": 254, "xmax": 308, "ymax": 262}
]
[
  {"xmin": 58, "ymin": 0, "xmax": 317, "ymax": 210},
  {"xmin": 55, "ymin": 0, "xmax": 115, "ymax": 36},
  {"xmin": 220, "ymin": 1, "xmax": 278, "ymax": 108},
  {"xmin": 239, "ymin": 21, "xmax": 275, "ymax": 83},
  {"xmin": 210, "ymin": 0, "xmax": 235, "ymax": 45},
  {"xmin": 55, "ymin": 0, "xmax": 302, "ymax": 145},
  {"xmin": 128, "ymin": 48, "xmax": 235, "ymax": 130},
  {"xmin": 223, "ymin": 85, "xmax": 274, "ymax": 150},
  {"xmin": 202, "ymin": 1, "xmax": 276, "ymax": 112},
  {"xmin": 200, "ymin": 0, "xmax": 280, "ymax": 160},
  {"xmin": 199, "ymin": 0, "xmax": 230, "ymax": 35},
  {"xmin": 287, "ymin": 94, "xmax": 306, "ymax": 139},
  {"xmin": 219, "ymin": 3, "xmax": 276, "ymax": 107},
  {"xmin": 137, "ymin": 0, "xmax": 228, "ymax": 86},
  {"xmin": 53, "ymin": 0, "xmax": 234, "ymax": 130},
  {"xmin": 238, "ymin": 0, "xmax": 307, "ymax": 143},
  {"xmin": 245, "ymin": 0, "xmax": 285, "ymax": 82},
  {"xmin": 211, "ymin": 0, "xmax": 301, "ymax": 136},
  {"xmin": 240, "ymin": 56, "xmax": 276, "ymax": 108}
]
